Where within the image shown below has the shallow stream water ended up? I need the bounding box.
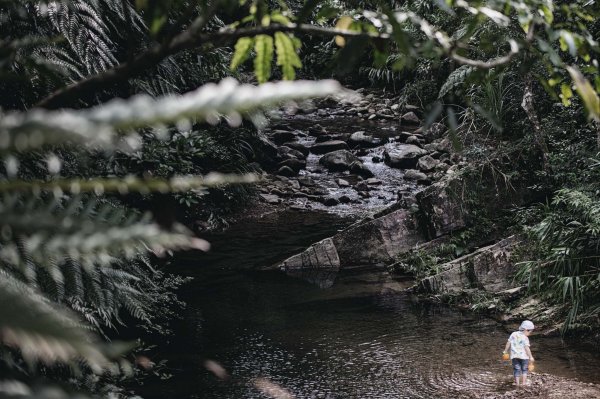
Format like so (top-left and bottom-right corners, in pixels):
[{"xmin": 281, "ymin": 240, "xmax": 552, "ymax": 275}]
[{"xmin": 138, "ymin": 209, "xmax": 600, "ymax": 399}]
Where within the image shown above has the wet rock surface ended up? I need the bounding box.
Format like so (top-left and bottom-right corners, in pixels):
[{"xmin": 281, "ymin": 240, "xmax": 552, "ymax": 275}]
[
  {"xmin": 252, "ymin": 89, "xmax": 457, "ymax": 215},
  {"xmin": 416, "ymin": 236, "xmax": 522, "ymax": 295}
]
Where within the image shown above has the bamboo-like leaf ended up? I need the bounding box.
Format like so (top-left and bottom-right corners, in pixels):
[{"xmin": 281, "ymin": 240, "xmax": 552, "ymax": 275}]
[
  {"xmin": 230, "ymin": 37, "xmax": 254, "ymax": 71},
  {"xmin": 253, "ymin": 35, "xmax": 273, "ymax": 83},
  {"xmin": 274, "ymin": 32, "xmax": 302, "ymax": 80}
]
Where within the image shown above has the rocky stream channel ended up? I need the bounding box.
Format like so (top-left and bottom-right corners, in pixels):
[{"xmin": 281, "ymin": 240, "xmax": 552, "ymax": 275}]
[{"xmin": 139, "ymin": 90, "xmax": 600, "ymax": 399}]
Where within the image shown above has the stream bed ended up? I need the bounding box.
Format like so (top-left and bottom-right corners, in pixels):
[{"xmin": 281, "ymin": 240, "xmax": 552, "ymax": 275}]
[{"xmin": 137, "ymin": 209, "xmax": 600, "ymax": 399}]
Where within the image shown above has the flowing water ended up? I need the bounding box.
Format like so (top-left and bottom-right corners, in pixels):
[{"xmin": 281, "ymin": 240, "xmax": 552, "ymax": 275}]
[
  {"xmin": 270, "ymin": 113, "xmax": 420, "ymax": 214},
  {"xmin": 137, "ymin": 209, "xmax": 600, "ymax": 399}
]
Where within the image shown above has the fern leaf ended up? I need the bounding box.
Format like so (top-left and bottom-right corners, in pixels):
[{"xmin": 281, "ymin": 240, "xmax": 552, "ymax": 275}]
[
  {"xmin": 0, "ymin": 79, "xmax": 342, "ymax": 153},
  {"xmin": 274, "ymin": 32, "xmax": 302, "ymax": 81},
  {"xmin": 0, "ymin": 173, "xmax": 258, "ymax": 195},
  {"xmin": 230, "ymin": 37, "xmax": 254, "ymax": 71},
  {"xmin": 0, "ymin": 271, "xmax": 109, "ymax": 371},
  {"xmin": 0, "ymin": 380, "xmax": 92, "ymax": 398},
  {"xmin": 438, "ymin": 65, "xmax": 474, "ymax": 98},
  {"xmin": 253, "ymin": 35, "xmax": 274, "ymax": 83}
]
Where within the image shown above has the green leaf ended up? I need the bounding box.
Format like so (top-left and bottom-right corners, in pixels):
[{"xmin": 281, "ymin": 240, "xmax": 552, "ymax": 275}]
[
  {"xmin": 274, "ymin": 32, "xmax": 302, "ymax": 80},
  {"xmin": 559, "ymin": 31, "xmax": 577, "ymax": 57},
  {"xmin": 540, "ymin": 4, "xmax": 554, "ymax": 24},
  {"xmin": 315, "ymin": 5, "xmax": 340, "ymax": 22},
  {"xmin": 230, "ymin": 37, "xmax": 254, "ymax": 71},
  {"xmin": 254, "ymin": 34, "xmax": 274, "ymax": 83},
  {"xmin": 567, "ymin": 65, "xmax": 600, "ymax": 121},
  {"xmin": 560, "ymin": 83, "xmax": 573, "ymax": 106},
  {"xmin": 270, "ymin": 12, "xmax": 291, "ymax": 25},
  {"xmin": 150, "ymin": 15, "xmax": 167, "ymax": 36}
]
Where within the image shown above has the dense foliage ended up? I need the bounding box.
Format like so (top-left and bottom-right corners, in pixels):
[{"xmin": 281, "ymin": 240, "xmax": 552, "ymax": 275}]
[{"xmin": 0, "ymin": 0, "xmax": 599, "ymax": 396}]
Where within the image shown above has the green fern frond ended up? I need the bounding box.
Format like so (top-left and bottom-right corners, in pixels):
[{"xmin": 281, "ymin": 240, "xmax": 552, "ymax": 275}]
[
  {"xmin": 230, "ymin": 37, "xmax": 254, "ymax": 71},
  {"xmin": 438, "ymin": 65, "xmax": 474, "ymax": 98},
  {"xmin": 0, "ymin": 270, "xmax": 109, "ymax": 371},
  {"xmin": 254, "ymin": 35, "xmax": 274, "ymax": 83},
  {"xmin": 0, "ymin": 173, "xmax": 258, "ymax": 195},
  {"xmin": 0, "ymin": 380, "xmax": 92, "ymax": 399},
  {"xmin": 0, "ymin": 79, "xmax": 342, "ymax": 153},
  {"xmin": 0, "ymin": 195, "xmax": 210, "ymax": 272},
  {"xmin": 274, "ymin": 32, "xmax": 302, "ymax": 81}
]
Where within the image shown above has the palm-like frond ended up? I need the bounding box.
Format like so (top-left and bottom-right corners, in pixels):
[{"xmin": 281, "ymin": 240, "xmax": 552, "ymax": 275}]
[{"xmin": 518, "ymin": 187, "xmax": 600, "ymax": 333}]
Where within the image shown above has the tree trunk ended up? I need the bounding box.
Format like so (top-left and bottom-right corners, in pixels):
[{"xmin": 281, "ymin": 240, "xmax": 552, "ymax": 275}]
[{"xmin": 521, "ymin": 75, "xmax": 550, "ymax": 171}]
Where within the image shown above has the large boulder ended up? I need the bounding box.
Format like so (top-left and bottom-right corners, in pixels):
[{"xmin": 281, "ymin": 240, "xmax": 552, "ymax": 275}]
[
  {"xmin": 252, "ymin": 135, "xmax": 280, "ymax": 169},
  {"xmin": 278, "ymin": 237, "xmax": 340, "ymax": 272},
  {"xmin": 404, "ymin": 169, "xmax": 429, "ymax": 183},
  {"xmin": 383, "ymin": 144, "xmax": 429, "ymax": 169},
  {"xmin": 332, "ymin": 209, "xmax": 423, "ymax": 265},
  {"xmin": 416, "ymin": 177, "xmax": 467, "ymax": 239},
  {"xmin": 276, "ymin": 165, "xmax": 297, "ymax": 177},
  {"xmin": 348, "ymin": 131, "xmax": 383, "ymax": 148},
  {"xmin": 273, "ymin": 209, "xmax": 425, "ymax": 273},
  {"xmin": 310, "ymin": 140, "xmax": 349, "ymax": 154},
  {"xmin": 307, "ymin": 124, "xmax": 327, "ymax": 136},
  {"xmin": 319, "ymin": 150, "xmax": 360, "ymax": 172},
  {"xmin": 405, "ymin": 135, "xmax": 422, "ymax": 146},
  {"xmin": 417, "ymin": 236, "xmax": 521, "ymax": 295}
]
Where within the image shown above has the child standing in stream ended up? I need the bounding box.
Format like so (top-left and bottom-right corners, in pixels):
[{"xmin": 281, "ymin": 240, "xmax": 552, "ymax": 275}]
[{"xmin": 503, "ymin": 320, "xmax": 536, "ymax": 386}]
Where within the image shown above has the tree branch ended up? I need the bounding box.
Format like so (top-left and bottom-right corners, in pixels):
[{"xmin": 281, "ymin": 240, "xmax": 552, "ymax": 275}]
[
  {"xmin": 450, "ymin": 39, "xmax": 519, "ymax": 70},
  {"xmin": 36, "ymin": 13, "xmax": 529, "ymax": 109},
  {"xmin": 36, "ymin": 23, "xmax": 387, "ymax": 110}
]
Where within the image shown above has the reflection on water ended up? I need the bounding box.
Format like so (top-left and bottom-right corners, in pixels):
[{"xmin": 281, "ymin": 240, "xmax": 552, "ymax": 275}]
[{"xmin": 138, "ymin": 210, "xmax": 600, "ymax": 399}]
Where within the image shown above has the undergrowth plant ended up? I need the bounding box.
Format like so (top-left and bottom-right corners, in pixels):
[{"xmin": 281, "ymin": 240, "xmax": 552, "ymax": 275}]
[{"xmin": 518, "ymin": 186, "xmax": 600, "ymax": 334}]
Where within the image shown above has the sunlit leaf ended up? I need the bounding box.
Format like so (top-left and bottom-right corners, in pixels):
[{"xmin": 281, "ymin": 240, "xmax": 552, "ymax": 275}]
[
  {"xmin": 274, "ymin": 32, "xmax": 302, "ymax": 80},
  {"xmin": 335, "ymin": 15, "xmax": 353, "ymax": 47},
  {"xmin": 254, "ymin": 34, "xmax": 274, "ymax": 83},
  {"xmin": 230, "ymin": 37, "xmax": 254, "ymax": 71},
  {"xmin": 567, "ymin": 65, "xmax": 600, "ymax": 121}
]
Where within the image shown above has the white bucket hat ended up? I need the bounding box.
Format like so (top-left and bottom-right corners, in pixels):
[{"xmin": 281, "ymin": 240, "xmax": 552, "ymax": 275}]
[{"xmin": 519, "ymin": 320, "xmax": 535, "ymax": 331}]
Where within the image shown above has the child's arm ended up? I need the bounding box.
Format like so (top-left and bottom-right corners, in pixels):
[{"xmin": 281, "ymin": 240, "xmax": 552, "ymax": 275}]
[
  {"xmin": 525, "ymin": 346, "xmax": 535, "ymax": 362},
  {"xmin": 503, "ymin": 340, "xmax": 510, "ymax": 354}
]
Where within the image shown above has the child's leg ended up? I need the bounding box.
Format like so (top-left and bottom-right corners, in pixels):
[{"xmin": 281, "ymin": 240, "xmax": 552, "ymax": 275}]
[
  {"xmin": 521, "ymin": 359, "xmax": 530, "ymax": 385},
  {"xmin": 512, "ymin": 359, "xmax": 522, "ymax": 385}
]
